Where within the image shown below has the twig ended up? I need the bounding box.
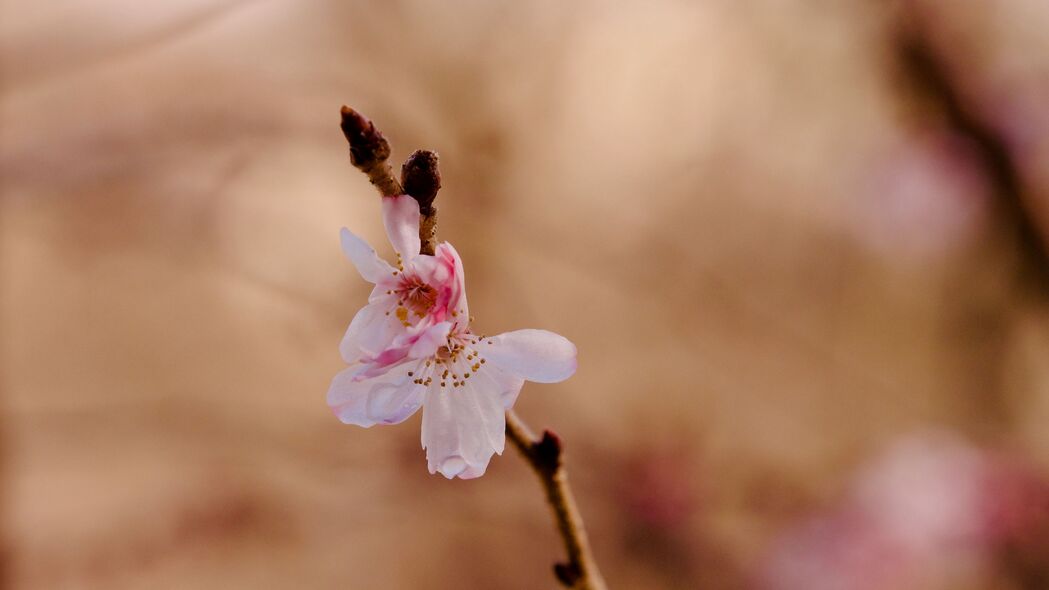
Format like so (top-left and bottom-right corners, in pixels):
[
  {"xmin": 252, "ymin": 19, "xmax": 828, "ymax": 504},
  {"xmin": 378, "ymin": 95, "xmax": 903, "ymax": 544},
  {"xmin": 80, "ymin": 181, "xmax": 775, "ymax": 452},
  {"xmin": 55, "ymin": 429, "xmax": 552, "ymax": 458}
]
[
  {"xmin": 339, "ymin": 106, "xmax": 607, "ymax": 589},
  {"xmin": 505, "ymin": 411, "xmax": 609, "ymax": 590},
  {"xmin": 895, "ymin": 20, "xmax": 1049, "ymax": 293},
  {"xmin": 893, "ymin": 14, "xmax": 1049, "ymax": 437}
]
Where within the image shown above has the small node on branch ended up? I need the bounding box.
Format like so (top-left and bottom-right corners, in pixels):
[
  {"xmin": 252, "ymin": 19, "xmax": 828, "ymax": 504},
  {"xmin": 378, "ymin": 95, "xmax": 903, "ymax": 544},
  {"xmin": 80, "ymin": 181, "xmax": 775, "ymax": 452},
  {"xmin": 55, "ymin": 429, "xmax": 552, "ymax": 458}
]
[
  {"xmin": 554, "ymin": 562, "xmax": 582, "ymax": 587},
  {"xmin": 339, "ymin": 106, "xmax": 402, "ymax": 197},
  {"xmin": 402, "ymin": 150, "xmax": 441, "ymax": 215},
  {"xmin": 534, "ymin": 430, "xmax": 563, "ymax": 474}
]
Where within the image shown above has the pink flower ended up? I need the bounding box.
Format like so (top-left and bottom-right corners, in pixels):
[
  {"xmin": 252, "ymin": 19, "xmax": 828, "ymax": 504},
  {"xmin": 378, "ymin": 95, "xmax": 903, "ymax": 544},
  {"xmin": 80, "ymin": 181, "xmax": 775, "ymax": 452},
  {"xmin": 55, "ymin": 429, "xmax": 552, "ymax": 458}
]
[
  {"xmin": 328, "ymin": 195, "xmax": 577, "ymax": 479},
  {"xmin": 757, "ymin": 432, "xmax": 1049, "ymax": 589}
]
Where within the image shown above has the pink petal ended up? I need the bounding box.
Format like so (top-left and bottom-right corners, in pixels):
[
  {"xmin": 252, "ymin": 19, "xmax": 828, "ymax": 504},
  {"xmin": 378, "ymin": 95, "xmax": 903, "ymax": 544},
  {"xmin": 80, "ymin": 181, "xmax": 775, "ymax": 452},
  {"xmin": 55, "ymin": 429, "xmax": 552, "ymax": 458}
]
[
  {"xmin": 407, "ymin": 321, "xmax": 452, "ymax": 359},
  {"xmin": 340, "ymin": 297, "xmax": 402, "ymax": 361},
  {"xmin": 436, "ymin": 242, "xmax": 469, "ymax": 321},
  {"xmin": 475, "ymin": 329, "xmax": 577, "ymax": 383},
  {"xmin": 327, "ymin": 361, "xmax": 426, "ymax": 427},
  {"xmin": 421, "ymin": 380, "xmax": 506, "ymax": 479},
  {"xmin": 340, "ymin": 228, "xmax": 395, "ymax": 283},
  {"xmin": 362, "ymin": 319, "xmax": 450, "ymax": 373},
  {"xmin": 381, "ymin": 195, "xmax": 421, "ymax": 259}
]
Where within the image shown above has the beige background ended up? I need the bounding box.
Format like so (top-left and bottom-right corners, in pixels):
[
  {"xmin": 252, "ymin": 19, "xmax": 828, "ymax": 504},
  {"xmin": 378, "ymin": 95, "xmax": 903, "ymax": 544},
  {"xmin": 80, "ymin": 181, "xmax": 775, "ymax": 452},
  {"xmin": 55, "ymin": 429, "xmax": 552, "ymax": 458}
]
[{"xmin": 4, "ymin": 1, "xmax": 1049, "ymax": 588}]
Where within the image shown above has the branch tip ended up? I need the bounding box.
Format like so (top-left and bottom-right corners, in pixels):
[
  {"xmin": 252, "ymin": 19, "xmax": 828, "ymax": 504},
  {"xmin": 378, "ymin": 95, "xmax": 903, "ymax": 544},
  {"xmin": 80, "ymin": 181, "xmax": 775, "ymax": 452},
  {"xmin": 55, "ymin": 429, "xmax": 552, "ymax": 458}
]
[
  {"xmin": 339, "ymin": 106, "xmax": 391, "ymax": 167},
  {"xmin": 338, "ymin": 106, "xmax": 401, "ymax": 197}
]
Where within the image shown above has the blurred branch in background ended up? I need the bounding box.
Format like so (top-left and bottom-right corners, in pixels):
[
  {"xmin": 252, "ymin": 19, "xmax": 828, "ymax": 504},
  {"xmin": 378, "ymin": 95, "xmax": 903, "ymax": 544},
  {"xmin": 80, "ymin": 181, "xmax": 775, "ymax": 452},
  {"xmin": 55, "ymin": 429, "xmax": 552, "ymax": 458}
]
[
  {"xmin": 895, "ymin": 11, "xmax": 1049, "ymax": 294},
  {"xmin": 893, "ymin": 5, "xmax": 1049, "ymax": 437}
]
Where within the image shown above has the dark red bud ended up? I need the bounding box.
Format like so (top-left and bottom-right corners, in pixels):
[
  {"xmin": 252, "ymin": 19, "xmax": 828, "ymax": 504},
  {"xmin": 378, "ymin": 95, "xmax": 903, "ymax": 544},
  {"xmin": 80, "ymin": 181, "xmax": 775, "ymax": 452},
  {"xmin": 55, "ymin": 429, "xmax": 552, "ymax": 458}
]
[
  {"xmin": 401, "ymin": 149, "xmax": 441, "ymax": 215},
  {"xmin": 339, "ymin": 106, "xmax": 391, "ymax": 167}
]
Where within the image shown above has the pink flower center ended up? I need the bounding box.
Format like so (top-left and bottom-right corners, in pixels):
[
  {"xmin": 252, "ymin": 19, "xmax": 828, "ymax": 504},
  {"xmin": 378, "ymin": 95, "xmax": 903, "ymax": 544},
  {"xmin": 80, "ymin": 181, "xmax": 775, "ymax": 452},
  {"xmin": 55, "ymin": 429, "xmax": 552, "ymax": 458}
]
[{"xmin": 397, "ymin": 275, "xmax": 438, "ymax": 317}]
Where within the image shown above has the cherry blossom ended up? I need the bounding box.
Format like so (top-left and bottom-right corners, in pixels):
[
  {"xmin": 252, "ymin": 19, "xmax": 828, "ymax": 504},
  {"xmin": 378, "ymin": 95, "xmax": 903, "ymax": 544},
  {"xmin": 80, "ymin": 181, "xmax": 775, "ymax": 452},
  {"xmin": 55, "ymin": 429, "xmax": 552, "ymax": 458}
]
[
  {"xmin": 328, "ymin": 195, "xmax": 577, "ymax": 479},
  {"xmin": 758, "ymin": 432, "xmax": 1049, "ymax": 589}
]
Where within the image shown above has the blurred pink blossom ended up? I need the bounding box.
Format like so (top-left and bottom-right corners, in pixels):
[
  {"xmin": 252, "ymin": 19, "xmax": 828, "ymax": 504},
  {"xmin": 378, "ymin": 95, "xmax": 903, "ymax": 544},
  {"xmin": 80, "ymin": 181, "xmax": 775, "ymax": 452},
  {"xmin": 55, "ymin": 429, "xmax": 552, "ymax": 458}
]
[
  {"xmin": 853, "ymin": 134, "xmax": 991, "ymax": 262},
  {"xmin": 758, "ymin": 432, "xmax": 1049, "ymax": 589}
]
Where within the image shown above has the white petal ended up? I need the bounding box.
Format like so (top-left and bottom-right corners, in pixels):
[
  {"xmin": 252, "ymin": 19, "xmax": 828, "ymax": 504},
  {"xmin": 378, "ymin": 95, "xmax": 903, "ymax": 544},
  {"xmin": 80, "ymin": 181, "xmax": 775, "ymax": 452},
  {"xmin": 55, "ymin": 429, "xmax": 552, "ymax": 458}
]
[
  {"xmin": 339, "ymin": 298, "xmax": 397, "ymax": 362},
  {"xmin": 340, "ymin": 228, "xmax": 395, "ymax": 283},
  {"xmin": 407, "ymin": 321, "xmax": 452, "ymax": 359},
  {"xmin": 381, "ymin": 195, "xmax": 421, "ymax": 259},
  {"xmin": 327, "ymin": 361, "xmax": 426, "ymax": 427},
  {"xmin": 472, "ymin": 362, "xmax": 526, "ymax": 410},
  {"xmin": 474, "ymin": 329, "xmax": 577, "ymax": 383},
  {"xmin": 421, "ymin": 380, "xmax": 506, "ymax": 479},
  {"xmin": 344, "ymin": 300, "xmax": 404, "ymax": 360}
]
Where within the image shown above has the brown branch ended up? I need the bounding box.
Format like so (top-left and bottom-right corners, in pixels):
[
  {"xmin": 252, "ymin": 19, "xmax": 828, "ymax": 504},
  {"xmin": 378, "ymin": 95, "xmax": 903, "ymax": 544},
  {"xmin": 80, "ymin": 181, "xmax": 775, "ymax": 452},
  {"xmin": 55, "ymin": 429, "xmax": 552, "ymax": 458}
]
[
  {"xmin": 338, "ymin": 106, "xmax": 607, "ymax": 588},
  {"xmin": 505, "ymin": 411, "xmax": 608, "ymax": 590},
  {"xmin": 893, "ymin": 15, "xmax": 1049, "ymax": 438},
  {"xmin": 895, "ymin": 21, "xmax": 1049, "ymax": 294}
]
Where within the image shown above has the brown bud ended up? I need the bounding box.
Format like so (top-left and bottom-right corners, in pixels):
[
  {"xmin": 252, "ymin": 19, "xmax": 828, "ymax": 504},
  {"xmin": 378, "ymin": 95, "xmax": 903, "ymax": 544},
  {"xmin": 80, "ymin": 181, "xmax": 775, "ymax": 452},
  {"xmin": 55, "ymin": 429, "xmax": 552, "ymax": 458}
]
[
  {"xmin": 534, "ymin": 430, "xmax": 563, "ymax": 474},
  {"xmin": 339, "ymin": 106, "xmax": 391, "ymax": 168},
  {"xmin": 401, "ymin": 150, "xmax": 441, "ymax": 215},
  {"xmin": 553, "ymin": 562, "xmax": 581, "ymax": 586}
]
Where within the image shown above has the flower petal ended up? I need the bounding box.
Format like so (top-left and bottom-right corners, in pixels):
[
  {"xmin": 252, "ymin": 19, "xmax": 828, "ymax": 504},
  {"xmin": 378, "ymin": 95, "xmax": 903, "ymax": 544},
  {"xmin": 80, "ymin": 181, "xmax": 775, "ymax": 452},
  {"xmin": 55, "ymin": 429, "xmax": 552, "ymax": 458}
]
[
  {"xmin": 340, "ymin": 298, "xmax": 405, "ymax": 361},
  {"xmin": 407, "ymin": 321, "xmax": 452, "ymax": 359},
  {"xmin": 421, "ymin": 381, "xmax": 506, "ymax": 479},
  {"xmin": 382, "ymin": 195, "xmax": 421, "ymax": 259},
  {"xmin": 472, "ymin": 362, "xmax": 526, "ymax": 410},
  {"xmin": 364, "ymin": 319, "xmax": 450, "ymax": 372},
  {"xmin": 327, "ymin": 361, "xmax": 426, "ymax": 427},
  {"xmin": 436, "ymin": 242, "xmax": 469, "ymax": 322},
  {"xmin": 474, "ymin": 329, "xmax": 577, "ymax": 383},
  {"xmin": 340, "ymin": 228, "xmax": 395, "ymax": 283}
]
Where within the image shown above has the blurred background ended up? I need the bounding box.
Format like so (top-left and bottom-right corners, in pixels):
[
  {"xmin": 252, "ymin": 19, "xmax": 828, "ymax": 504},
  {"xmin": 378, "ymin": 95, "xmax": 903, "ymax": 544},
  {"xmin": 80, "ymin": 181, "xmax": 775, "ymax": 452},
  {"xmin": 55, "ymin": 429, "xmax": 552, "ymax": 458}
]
[{"xmin": 3, "ymin": 0, "xmax": 1049, "ymax": 588}]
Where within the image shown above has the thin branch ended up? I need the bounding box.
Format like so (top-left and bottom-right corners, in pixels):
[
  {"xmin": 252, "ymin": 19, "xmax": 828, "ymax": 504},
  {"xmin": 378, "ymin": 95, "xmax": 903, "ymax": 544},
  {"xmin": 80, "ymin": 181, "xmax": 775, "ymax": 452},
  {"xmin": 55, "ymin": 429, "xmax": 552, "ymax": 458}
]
[
  {"xmin": 895, "ymin": 20, "xmax": 1049, "ymax": 294},
  {"xmin": 505, "ymin": 411, "xmax": 609, "ymax": 590},
  {"xmin": 339, "ymin": 106, "xmax": 607, "ymax": 589},
  {"xmin": 893, "ymin": 14, "xmax": 1049, "ymax": 438}
]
